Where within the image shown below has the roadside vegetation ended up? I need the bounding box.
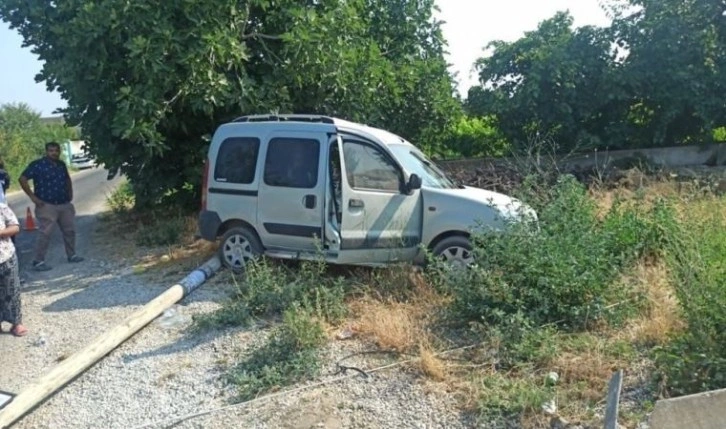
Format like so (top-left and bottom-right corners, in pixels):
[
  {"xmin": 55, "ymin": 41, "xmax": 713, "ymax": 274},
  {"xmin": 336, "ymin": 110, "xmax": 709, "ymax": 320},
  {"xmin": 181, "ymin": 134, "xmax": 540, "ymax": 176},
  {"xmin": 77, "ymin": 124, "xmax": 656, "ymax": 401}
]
[
  {"xmin": 0, "ymin": 103, "xmax": 80, "ymax": 189},
  {"xmin": 5, "ymin": 0, "xmax": 725, "ymax": 212},
  {"xmin": 137, "ymin": 165, "xmax": 714, "ymax": 428},
  {"xmin": 10, "ymin": 0, "xmax": 726, "ymax": 426}
]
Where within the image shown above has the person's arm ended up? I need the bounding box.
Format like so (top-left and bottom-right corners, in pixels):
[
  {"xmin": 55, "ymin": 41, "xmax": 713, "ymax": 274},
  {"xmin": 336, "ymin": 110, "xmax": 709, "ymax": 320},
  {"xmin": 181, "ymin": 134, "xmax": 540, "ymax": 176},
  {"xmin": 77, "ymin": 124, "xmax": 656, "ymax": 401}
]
[
  {"xmin": 0, "ymin": 205, "xmax": 20, "ymax": 237},
  {"xmin": 65, "ymin": 164, "xmax": 73, "ymax": 202},
  {"xmin": 19, "ymin": 162, "xmax": 43, "ymax": 207},
  {"xmin": 18, "ymin": 175, "xmax": 43, "ymax": 207},
  {"xmin": 0, "ymin": 223, "xmax": 20, "ymax": 238}
]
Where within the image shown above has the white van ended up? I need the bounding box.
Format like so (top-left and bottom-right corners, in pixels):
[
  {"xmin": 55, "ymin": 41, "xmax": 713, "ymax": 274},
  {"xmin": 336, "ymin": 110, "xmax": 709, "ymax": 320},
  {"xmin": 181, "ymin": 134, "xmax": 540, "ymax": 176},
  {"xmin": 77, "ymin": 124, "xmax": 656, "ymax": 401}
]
[{"xmin": 198, "ymin": 114, "xmax": 536, "ymax": 271}]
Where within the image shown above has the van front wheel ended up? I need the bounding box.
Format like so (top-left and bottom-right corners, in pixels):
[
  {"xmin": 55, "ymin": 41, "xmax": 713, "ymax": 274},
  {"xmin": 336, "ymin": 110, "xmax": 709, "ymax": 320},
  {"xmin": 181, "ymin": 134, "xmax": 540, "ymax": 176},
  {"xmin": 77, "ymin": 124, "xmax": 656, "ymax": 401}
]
[
  {"xmin": 432, "ymin": 236, "xmax": 474, "ymax": 269},
  {"xmin": 219, "ymin": 227, "xmax": 263, "ymax": 272}
]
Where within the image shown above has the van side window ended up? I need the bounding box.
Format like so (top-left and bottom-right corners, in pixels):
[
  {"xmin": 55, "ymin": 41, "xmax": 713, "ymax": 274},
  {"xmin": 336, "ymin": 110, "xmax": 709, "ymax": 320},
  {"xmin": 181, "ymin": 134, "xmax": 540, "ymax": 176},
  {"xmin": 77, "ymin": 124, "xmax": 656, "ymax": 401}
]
[
  {"xmin": 264, "ymin": 138, "xmax": 319, "ymax": 188},
  {"xmin": 342, "ymin": 141, "xmax": 401, "ymax": 192},
  {"xmin": 214, "ymin": 137, "xmax": 260, "ymax": 184}
]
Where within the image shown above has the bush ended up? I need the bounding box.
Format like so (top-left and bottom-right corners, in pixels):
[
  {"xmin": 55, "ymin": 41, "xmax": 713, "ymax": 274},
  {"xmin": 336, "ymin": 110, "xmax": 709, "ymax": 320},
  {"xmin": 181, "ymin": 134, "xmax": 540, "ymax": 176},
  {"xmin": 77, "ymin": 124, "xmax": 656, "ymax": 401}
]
[
  {"xmin": 226, "ymin": 307, "xmax": 327, "ymax": 401},
  {"xmin": 106, "ymin": 182, "xmax": 135, "ymax": 215},
  {"xmin": 434, "ymin": 115, "xmax": 510, "ymax": 159},
  {"xmin": 135, "ymin": 215, "xmax": 186, "ymax": 246},
  {"xmin": 431, "ymin": 175, "xmax": 675, "ymax": 331},
  {"xmin": 655, "ymin": 197, "xmax": 726, "ymax": 396}
]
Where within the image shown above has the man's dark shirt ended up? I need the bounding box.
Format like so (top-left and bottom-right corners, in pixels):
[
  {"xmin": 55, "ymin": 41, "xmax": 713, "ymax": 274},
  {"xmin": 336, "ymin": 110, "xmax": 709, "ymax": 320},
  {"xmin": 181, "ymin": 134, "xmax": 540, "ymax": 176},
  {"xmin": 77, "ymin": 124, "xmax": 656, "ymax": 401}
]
[{"xmin": 22, "ymin": 157, "xmax": 71, "ymax": 205}]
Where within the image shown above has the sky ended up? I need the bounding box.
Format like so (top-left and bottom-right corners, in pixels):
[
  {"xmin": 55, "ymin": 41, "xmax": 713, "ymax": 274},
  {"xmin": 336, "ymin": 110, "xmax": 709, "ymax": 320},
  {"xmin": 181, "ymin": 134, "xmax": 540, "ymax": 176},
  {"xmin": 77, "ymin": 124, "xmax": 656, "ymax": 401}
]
[{"xmin": 0, "ymin": 0, "xmax": 611, "ymax": 117}]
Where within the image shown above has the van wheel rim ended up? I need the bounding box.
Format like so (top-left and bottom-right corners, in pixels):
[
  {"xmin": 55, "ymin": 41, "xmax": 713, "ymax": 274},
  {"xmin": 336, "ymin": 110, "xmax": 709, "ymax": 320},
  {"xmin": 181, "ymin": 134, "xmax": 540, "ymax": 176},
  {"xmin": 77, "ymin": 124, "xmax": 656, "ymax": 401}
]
[
  {"xmin": 441, "ymin": 246, "xmax": 473, "ymax": 268},
  {"xmin": 223, "ymin": 234, "xmax": 255, "ymax": 268}
]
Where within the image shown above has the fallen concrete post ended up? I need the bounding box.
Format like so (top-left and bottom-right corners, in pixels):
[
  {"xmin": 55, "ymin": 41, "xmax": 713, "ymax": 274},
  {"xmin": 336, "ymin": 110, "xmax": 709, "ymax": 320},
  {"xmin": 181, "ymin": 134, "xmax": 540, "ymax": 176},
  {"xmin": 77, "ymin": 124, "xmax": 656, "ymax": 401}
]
[
  {"xmin": 0, "ymin": 256, "xmax": 222, "ymax": 429},
  {"xmin": 649, "ymin": 388, "xmax": 726, "ymax": 429}
]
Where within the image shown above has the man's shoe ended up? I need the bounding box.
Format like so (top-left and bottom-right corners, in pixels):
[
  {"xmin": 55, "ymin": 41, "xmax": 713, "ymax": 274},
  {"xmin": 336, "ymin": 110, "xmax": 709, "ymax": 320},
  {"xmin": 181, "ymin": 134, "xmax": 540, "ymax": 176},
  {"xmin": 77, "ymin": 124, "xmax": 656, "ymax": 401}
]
[
  {"xmin": 68, "ymin": 255, "xmax": 84, "ymax": 263},
  {"xmin": 32, "ymin": 260, "xmax": 52, "ymax": 271}
]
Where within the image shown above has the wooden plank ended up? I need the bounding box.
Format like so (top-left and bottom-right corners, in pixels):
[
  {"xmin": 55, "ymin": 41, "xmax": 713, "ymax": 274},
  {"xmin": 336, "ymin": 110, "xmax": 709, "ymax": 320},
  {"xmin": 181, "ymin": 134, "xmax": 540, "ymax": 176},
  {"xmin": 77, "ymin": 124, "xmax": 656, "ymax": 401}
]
[{"xmin": 604, "ymin": 369, "xmax": 623, "ymax": 429}]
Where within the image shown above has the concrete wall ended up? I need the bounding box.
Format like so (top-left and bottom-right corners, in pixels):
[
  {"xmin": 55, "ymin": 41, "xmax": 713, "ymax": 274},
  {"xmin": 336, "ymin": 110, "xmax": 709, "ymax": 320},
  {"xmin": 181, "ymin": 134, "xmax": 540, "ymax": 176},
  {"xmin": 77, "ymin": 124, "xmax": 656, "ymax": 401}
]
[
  {"xmin": 649, "ymin": 388, "xmax": 726, "ymax": 429},
  {"xmin": 436, "ymin": 143, "xmax": 726, "ymax": 173}
]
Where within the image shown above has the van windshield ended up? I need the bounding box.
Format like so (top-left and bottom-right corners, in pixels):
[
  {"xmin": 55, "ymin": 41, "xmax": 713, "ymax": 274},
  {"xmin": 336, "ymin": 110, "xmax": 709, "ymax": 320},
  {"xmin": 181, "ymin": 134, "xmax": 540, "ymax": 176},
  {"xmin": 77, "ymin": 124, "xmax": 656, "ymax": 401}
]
[{"xmin": 388, "ymin": 144, "xmax": 459, "ymax": 189}]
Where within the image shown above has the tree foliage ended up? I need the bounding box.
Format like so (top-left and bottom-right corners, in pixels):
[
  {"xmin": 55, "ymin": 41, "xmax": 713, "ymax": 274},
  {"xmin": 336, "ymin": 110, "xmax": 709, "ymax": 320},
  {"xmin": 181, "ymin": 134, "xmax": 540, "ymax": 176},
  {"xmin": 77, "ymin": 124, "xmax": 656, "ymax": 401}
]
[
  {"xmin": 0, "ymin": 103, "xmax": 79, "ymax": 185},
  {"xmin": 433, "ymin": 115, "xmax": 509, "ymax": 159},
  {"xmin": 468, "ymin": 1, "xmax": 726, "ymax": 152},
  {"xmin": 467, "ymin": 12, "xmax": 628, "ymax": 152},
  {"xmin": 611, "ymin": 0, "xmax": 726, "ymax": 147},
  {"xmin": 0, "ymin": 0, "xmax": 460, "ymax": 210}
]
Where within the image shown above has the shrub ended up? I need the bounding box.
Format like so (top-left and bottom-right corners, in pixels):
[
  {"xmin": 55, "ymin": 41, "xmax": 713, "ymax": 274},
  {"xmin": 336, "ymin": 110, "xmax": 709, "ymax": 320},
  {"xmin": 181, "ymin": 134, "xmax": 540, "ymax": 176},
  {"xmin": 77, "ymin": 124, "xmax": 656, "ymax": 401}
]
[
  {"xmin": 226, "ymin": 307, "xmax": 327, "ymax": 401},
  {"xmin": 432, "ymin": 175, "xmax": 675, "ymax": 331},
  {"xmin": 135, "ymin": 215, "xmax": 186, "ymax": 246},
  {"xmin": 106, "ymin": 182, "xmax": 135, "ymax": 215},
  {"xmin": 193, "ymin": 256, "xmax": 348, "ymax": 330},
  {"xmin": 655, "ymin": 196, "xmax": 726, "ymax": 396}
]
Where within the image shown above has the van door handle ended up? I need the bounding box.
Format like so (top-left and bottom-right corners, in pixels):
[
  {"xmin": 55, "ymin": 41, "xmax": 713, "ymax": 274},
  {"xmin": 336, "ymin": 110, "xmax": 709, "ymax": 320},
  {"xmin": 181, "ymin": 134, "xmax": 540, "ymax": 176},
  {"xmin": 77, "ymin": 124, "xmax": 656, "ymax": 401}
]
[
  {"xmin": 349, "ymin": 198, "xmax": 364, "ymax": 208},
  {"xmin": 303, "ymin": 195, "xmax": 316, "ymax": 209}
]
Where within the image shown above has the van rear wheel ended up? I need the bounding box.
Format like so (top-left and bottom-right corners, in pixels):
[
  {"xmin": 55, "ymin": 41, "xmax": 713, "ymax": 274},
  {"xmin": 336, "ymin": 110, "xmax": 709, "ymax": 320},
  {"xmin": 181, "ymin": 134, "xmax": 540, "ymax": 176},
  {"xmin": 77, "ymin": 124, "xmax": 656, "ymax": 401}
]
[
  {"xmin": 432, "ymin": 236, "xmax": 474, "ymax": 269},
  {"xmin": 219, "ymin": 227, "xmax": 263, "ymax": 272}
]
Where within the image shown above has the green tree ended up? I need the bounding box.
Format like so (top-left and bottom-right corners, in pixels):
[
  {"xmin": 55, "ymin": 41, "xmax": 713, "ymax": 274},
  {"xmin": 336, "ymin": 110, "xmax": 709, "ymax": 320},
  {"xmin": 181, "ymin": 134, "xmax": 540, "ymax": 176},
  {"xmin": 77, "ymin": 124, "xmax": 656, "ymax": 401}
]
[
  {"xmin": 0, "ymin": 103, "xmax": 79, "ymax": 184},
  {"xmin": 466, "ymin": 12, "xmax": 627, "ymax": 153},
  {"xmin": 0, "ymin": 0, "xmax": 459, "ymax": 210},
  {"xmin": 610, "ymin": 0, "xmax": 726, "ymax": 146},
  {"xmin": 435, "ymin": 115, "xmax": 509, "ymax": 159}
]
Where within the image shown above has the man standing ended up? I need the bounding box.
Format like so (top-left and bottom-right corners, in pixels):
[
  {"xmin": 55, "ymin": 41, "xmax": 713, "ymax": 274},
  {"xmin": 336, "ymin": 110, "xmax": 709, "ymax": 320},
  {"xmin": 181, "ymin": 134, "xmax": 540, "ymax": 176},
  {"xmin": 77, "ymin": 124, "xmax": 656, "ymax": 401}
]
[{"xmin": 19, "ymin": 141, "xmax": 84, "ymax": 271}]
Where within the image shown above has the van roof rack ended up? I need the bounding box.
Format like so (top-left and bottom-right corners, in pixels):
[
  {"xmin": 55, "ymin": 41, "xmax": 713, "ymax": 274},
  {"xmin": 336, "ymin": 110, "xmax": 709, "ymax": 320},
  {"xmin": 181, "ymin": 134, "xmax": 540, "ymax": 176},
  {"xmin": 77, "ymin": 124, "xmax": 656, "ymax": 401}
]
[{"xmin": 232, "ymin": 114, "xmax": 335, "ymax": 124}]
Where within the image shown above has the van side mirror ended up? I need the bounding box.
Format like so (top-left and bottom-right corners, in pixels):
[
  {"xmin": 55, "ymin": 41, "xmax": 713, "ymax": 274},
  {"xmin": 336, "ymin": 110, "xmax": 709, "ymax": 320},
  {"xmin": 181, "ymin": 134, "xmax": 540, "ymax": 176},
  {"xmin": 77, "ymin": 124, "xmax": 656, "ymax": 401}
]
[{"xmin": 406, "ymin": 174, "xmax": 422, "ymax": 193}]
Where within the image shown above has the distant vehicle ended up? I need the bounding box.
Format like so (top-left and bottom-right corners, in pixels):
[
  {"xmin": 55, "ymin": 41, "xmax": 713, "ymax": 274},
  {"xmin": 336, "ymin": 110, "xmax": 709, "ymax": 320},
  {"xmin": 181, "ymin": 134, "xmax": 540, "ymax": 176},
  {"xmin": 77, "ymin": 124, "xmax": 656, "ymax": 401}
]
[
  {"xmin": 70, "ymin": 153, "xmax": 95, "ymax": 170},
  {"xmin": 198, "ymin": 114, "xmax": 538, "ymax": 271}
]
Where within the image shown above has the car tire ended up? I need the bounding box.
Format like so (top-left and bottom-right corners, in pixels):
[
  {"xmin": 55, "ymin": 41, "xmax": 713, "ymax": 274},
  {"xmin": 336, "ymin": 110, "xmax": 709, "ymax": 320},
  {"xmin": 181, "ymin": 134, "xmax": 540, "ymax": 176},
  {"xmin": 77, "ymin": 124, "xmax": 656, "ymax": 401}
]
[
  {"xmin": 218, "ymin": 226, "xmax": 263, "ymax": 272},
  {"xmin": 431, "ymin": 236, "xmax": 474, "ymax": 269}
]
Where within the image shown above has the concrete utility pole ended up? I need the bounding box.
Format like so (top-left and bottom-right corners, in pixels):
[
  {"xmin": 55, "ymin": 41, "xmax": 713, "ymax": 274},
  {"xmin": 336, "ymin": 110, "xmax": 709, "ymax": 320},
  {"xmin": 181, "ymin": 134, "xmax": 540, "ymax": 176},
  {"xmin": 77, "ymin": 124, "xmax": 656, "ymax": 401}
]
[{"xmin": 0, "ymin": 256, "xmax": 222, "ymax": 429}]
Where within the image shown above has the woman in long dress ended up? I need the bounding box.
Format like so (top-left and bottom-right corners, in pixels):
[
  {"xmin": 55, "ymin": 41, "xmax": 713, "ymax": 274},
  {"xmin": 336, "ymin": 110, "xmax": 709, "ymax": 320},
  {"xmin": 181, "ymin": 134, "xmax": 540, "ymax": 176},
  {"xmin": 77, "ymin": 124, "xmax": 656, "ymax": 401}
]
[{"xmin": 0, "ymin": 202, "xmax": 26, "ymax": 336}]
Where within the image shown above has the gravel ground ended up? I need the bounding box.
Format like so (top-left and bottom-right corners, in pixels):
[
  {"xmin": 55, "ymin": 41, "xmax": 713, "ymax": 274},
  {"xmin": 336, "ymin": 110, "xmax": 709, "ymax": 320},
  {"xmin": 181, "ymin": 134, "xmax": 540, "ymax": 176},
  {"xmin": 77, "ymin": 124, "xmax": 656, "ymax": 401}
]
[{"xmin": 1, "ymin": 184, "xmax": 474, "ymax": 429}]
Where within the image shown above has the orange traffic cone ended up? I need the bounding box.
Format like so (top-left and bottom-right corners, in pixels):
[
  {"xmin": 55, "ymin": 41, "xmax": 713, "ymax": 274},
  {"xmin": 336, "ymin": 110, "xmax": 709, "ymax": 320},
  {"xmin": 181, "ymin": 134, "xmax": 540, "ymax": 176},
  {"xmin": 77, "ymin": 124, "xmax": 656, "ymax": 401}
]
[{"xmin": 24, "ymin": 207, "xmax": 37, "ymax": 231}]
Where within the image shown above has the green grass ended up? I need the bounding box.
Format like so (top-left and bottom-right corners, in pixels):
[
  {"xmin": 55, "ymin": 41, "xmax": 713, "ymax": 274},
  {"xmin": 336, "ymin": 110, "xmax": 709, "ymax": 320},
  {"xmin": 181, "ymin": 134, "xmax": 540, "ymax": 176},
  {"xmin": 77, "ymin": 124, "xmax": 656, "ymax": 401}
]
[
  {"xmin": 654, "ymin": 195, "xmax": 726, "ymax": 396},
  {"xmin": 194, "ymin": 256, "xmax": 348, "ymax": 331},
  {"xmin": 226, "ymin": 307, "xmax": 327, "ymax": 401},
  {"xmin": 183, "ymin": 171, "xmax": 726, "ymax": 425}
]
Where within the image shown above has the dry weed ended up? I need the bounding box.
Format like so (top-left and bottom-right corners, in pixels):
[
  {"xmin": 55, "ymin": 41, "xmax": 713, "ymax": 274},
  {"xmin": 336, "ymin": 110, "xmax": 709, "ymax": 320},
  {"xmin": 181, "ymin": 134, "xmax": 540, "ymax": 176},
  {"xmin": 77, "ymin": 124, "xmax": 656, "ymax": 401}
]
[
  {"xmin": 553, "ymin": 344, "xmax": 619, "ymax": 404},
  {"xmin": 351, "ymin": 266, "xmax": 445, "ymax": 353},
  {"xmin": 419, "ymin": 343, "xmax": 447, "ymax": 381},
  {"xmin": 354, "ymin": 300, "xmax": 419, "ymax": 352},
  {"xmin": 619, "ymin": 261, "xmax": 684, "ymax": 346}
]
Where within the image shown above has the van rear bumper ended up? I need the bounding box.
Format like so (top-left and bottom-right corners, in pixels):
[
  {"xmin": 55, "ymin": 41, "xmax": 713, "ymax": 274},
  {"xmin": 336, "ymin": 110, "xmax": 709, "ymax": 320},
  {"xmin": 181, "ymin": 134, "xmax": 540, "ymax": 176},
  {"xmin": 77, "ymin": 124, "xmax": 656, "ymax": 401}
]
[{"xmin": 198, "ymin": 210, "xmax": 222, "ymax": 241}]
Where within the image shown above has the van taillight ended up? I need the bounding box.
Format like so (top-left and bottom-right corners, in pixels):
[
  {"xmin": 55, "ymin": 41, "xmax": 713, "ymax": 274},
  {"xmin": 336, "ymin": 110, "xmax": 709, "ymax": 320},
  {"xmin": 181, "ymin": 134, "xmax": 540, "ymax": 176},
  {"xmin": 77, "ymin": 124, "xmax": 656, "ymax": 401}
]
[{"xmin": 201, "ymin": 159, "xmax": 209, "ymax": 211}]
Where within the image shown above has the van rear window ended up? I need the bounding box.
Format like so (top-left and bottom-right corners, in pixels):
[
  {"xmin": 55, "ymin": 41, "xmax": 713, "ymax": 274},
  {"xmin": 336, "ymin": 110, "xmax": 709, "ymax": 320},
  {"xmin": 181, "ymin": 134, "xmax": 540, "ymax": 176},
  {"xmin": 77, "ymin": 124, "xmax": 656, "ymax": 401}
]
[
  {"xmin": 214, "ymin": 137, "xmax": 260, "ymax": 184},
  {"xmin": 263, "ymin": 138, "xmax": 320, "ymax": 188}
]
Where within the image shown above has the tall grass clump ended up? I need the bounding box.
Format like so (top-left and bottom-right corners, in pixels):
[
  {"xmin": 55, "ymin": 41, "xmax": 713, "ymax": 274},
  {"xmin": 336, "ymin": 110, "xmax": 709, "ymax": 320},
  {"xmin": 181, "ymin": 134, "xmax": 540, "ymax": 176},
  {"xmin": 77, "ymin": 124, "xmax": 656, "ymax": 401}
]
[
  {"xmin": 655, "ymin": 196, "xmax": 726, "ymax": 396},
  {"xmin": 197, "ymin": 256, "xmax": 349, "ymax": 401},
  {"xmin": 432, "ymin": 175, "xmax": 676, "ymax": 332},
  {"xmin": 226, "ymin": 306, "xmax": 327, "ymax": 401},
  {"xmin": 194, "ymin": 256, "xmax": 348, "ymax": 330}
]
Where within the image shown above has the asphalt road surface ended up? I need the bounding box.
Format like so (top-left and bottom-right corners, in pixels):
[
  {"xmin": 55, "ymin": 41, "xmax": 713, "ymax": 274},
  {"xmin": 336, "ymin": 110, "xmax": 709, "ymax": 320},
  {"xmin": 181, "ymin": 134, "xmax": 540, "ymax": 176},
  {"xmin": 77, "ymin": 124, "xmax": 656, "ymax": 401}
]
[{"xmin": 6, "ymin": 166, "xmax": 125, "ymax": 275}]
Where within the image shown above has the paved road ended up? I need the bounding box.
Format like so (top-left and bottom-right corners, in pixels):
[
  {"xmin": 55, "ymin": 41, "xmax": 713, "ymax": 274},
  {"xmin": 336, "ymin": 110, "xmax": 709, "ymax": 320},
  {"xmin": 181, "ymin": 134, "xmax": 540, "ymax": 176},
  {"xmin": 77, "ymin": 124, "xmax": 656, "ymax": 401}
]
[{"xmin": 7, "ymin": 166, "xmax": 125, "ymax": 275}]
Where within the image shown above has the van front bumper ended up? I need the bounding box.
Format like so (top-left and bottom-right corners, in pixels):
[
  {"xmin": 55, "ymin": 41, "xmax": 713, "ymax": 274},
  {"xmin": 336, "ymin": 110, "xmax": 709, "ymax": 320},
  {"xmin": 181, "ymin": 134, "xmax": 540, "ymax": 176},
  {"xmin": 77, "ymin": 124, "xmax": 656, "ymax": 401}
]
[{"xmin": 198, "ymin": 210, "xmax": 222, "ymax": 241}]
